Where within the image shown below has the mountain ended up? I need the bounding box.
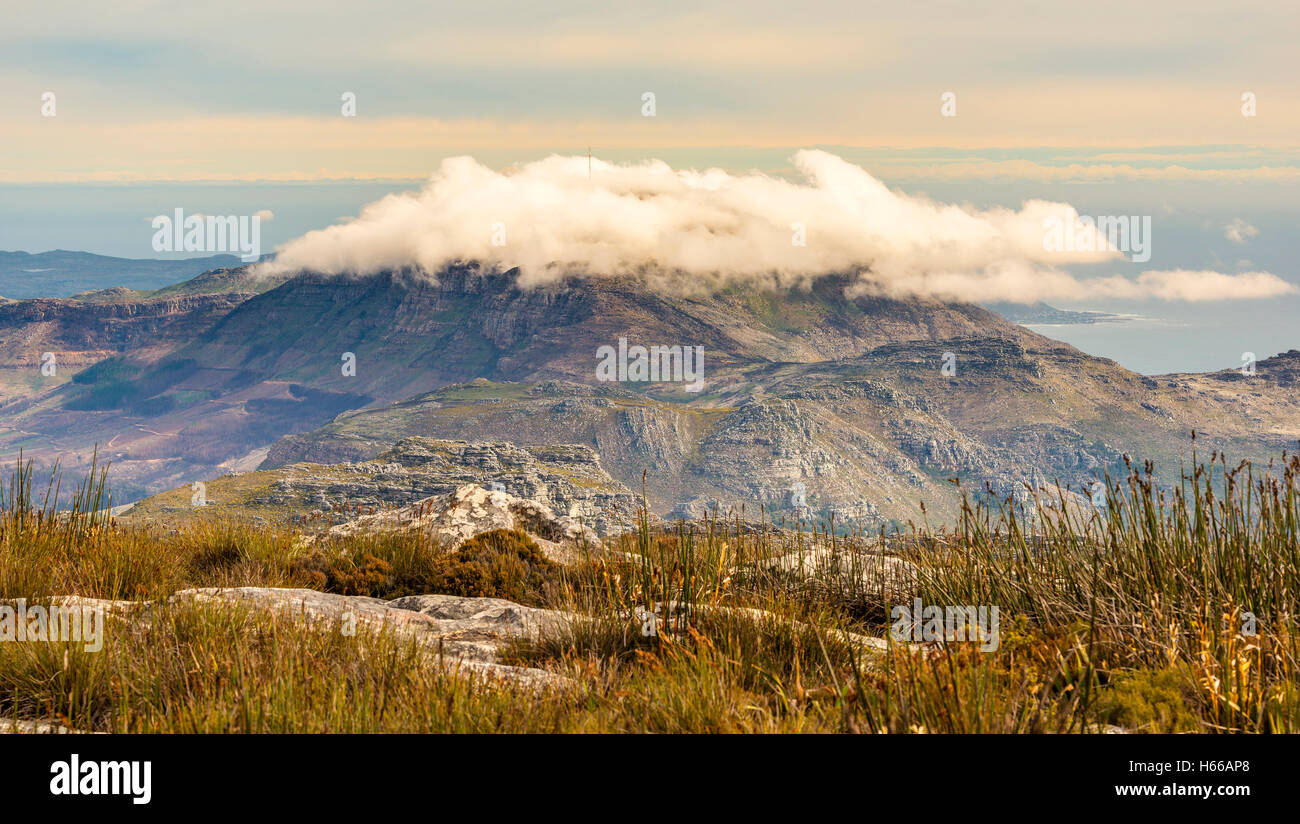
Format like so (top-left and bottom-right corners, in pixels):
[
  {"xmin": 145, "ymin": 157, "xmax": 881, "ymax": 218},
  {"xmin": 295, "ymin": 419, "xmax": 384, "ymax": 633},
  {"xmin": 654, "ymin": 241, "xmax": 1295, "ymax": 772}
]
[
  {"xmin": 1, "ymin": 262, "xmax": 1297, "ymax": 525},
  {"xmin": 257, "ymin": 348, "xmax": 1300, "ymax": 527},
  {"xmin": 158, "ymin": 264, "xmax": 1025, "ymax": 400},
  {"xmin": 0, "ymin": 290, "xmax": 249, "ymax": 414},
  {"xmin": 983, "ymin": 301, "xmax": 1124, "ymax": 325},
  {"xmin": 0, "ymin": 264, "xmax": 283, "ymax": 395},
  {"xmin": 0, "ymin": 265, "xmax": 316, "ymax": 500}
]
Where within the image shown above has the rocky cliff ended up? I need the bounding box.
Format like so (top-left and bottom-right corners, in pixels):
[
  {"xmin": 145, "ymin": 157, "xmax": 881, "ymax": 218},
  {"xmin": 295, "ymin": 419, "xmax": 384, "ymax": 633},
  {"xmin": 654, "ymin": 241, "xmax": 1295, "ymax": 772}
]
[{"xmin": 121, "ymin": 436, "xmax": 636, "ymax": 534}]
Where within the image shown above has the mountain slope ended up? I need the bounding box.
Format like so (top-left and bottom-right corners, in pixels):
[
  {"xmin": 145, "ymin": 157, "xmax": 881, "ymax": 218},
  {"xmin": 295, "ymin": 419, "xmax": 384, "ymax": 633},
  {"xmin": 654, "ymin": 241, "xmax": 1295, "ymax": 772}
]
[
  {"xmin": 2, "ymin": 263, "xmax": 1296, "ymax": 522},
  {"xmin": 259, "ymin": 349, "xmax": 1300, "ymax": 527},
  {"xmin": 169, "ymin": 265, "xmax": 1029, "ymax": 401}
]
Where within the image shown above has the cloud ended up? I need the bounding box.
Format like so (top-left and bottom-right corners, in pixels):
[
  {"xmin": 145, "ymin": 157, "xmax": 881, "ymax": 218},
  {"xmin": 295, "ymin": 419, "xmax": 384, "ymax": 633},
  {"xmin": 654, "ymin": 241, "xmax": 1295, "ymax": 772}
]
[
  {"xmin": 860, "ymin": 266, "xmax": 1296, "ymax": 304},
  {"xmin": 1224, "ymin": 217, "xmax": 1259, "ymax": 243},
  {"xmin": 1120, "ymin": 269, "xmax": 1291, "ymax": 301},
  {"xmin": 254, "ymin": 209, "xmax": 275, "ymax": 221},
  {"xmin": 258, "ymin": 151, "xmax": 1296, "ymax": 304}
]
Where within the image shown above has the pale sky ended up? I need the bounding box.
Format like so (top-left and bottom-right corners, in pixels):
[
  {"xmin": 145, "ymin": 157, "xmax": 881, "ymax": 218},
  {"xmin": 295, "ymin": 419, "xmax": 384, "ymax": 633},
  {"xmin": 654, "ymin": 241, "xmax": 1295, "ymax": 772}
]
[{"xmin": 3, "ymin": 0, "xmax": 1298, "ymax": 182}]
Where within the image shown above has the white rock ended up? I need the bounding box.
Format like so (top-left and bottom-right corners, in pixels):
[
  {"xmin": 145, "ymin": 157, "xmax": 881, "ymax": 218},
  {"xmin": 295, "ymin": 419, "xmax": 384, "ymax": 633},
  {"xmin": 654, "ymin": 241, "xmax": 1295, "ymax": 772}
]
[
  {"xmin": 324, "ymin": 483, "xmax": 602, "ymax": 562},
  {"xmin": 167, "ymin": 587, "xmax": 573, "ymax": 687}
]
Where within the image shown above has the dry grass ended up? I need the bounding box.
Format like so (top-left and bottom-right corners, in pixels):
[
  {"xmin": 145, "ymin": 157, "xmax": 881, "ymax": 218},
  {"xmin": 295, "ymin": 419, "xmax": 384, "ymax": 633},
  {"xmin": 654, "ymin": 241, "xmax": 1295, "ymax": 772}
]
[{"xmin": 1, "ymin": 449, "xmax": 1297, "ymax": 733}]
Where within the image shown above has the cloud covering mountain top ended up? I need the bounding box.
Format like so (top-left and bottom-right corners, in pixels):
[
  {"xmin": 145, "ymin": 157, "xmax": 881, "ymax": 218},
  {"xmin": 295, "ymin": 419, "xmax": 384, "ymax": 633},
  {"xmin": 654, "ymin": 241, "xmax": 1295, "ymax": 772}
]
[{"xmin": 258, "ymin": 150, "xmax": 1295, "ymax": 304}]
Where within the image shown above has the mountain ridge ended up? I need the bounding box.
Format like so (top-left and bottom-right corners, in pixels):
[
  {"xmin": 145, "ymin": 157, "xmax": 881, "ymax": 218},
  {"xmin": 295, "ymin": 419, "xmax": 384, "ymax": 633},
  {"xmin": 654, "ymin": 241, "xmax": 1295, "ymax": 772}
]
[{"xmin": 0, "ymin": 262, "xmax": 1296, "ymax": 523}]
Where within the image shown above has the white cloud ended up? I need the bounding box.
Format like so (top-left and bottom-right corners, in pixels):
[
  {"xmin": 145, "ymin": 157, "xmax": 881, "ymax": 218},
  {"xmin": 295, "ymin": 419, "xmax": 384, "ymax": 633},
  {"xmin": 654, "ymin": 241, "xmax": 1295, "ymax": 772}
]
[
  {"xmin": 258, "ymin": 151, "xmax": 1296, "ymax": 304},
  {"xmin": 1224, "ymin": 217, "xmax": 1259, "ymax": 244},
  {"xmin": 863, "ymin": 266, "xmax": 1294, "ymax": 304}
]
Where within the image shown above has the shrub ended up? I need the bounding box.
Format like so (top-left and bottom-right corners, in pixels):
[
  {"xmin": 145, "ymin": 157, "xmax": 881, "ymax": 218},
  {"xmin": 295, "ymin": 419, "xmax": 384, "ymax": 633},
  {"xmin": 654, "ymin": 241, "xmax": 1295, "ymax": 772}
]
[
  {"xmin": 289, "ymin": 529, "xmax": 560, "ymax": 603},
  {"xmin": 421, "ymin": 528, "xmax": 559, "ymax": 603},
  {"xmin": 1096, "ymin": 668, "xmax": 1201, "ymax": 733},
  {"xmin": 291, "ymin": 551, "xmax": 395, "ymax": 596}
]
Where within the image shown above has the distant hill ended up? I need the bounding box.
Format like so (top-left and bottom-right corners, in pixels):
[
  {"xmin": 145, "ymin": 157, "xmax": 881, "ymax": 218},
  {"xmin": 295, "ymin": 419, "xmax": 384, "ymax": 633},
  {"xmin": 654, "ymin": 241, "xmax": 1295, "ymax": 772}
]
[
  {"xmin": 983, "ymin": 301, "xmax": 1123, "ymax": 325},
  {"xmin": 0, "ymin": 250, "xmax": 265, "ymax": 299}
]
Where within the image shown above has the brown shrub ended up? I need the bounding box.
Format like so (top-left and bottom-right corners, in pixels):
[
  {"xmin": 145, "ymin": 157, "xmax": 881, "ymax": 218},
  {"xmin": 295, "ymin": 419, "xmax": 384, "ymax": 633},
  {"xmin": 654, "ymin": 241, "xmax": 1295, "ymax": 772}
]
[{"xmin": 290, "ymin": 529, "xmax": 560, "ymax": 604}]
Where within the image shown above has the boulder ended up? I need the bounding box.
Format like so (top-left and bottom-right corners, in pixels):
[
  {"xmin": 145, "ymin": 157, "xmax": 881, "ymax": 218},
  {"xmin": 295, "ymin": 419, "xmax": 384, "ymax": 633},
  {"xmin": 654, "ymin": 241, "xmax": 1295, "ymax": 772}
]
[
  {"xmin": 764, "ymin": 547, "xmax": 919, "ymax": 601},
  {"xmin": 169, "ymin": 587, "xmax": 574, "ymax": 688},
  {"xmin": 324, "ymin": 483, "xmax": 602, "ymax": 563}
]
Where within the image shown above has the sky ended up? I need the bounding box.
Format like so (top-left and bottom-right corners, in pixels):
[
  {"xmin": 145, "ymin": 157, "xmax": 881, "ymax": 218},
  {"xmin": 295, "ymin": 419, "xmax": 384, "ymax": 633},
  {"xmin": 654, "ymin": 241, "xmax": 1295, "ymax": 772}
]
[{"xmin": 1, "ymin": 0, "xmax": 1297, "ymax": 373}]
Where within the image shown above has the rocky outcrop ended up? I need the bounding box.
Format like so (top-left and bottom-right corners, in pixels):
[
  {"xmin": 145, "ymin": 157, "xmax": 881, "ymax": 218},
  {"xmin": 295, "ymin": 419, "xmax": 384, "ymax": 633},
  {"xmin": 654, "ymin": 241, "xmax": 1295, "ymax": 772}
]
[
  {"xmin": 170, "ymin": 587, "xmax": 571, "ymax": 687},
  {"xmin": 323, "ymin": 483, "xmax": 604, "ymax": 562},
  {"xmin": 1206, "ymin": 348, "xmax": 1300, "ymax": 387},
  {"xmin": 32, "ymin": 587, "xmax": 575, "ymax": 689},
  {"xmin": 2, "ymin": 586, "xmax": 580, "ymax": 690},
  {"xmin": 254, "ymin": 437, "xmax": 636, "ymax": 534}
]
